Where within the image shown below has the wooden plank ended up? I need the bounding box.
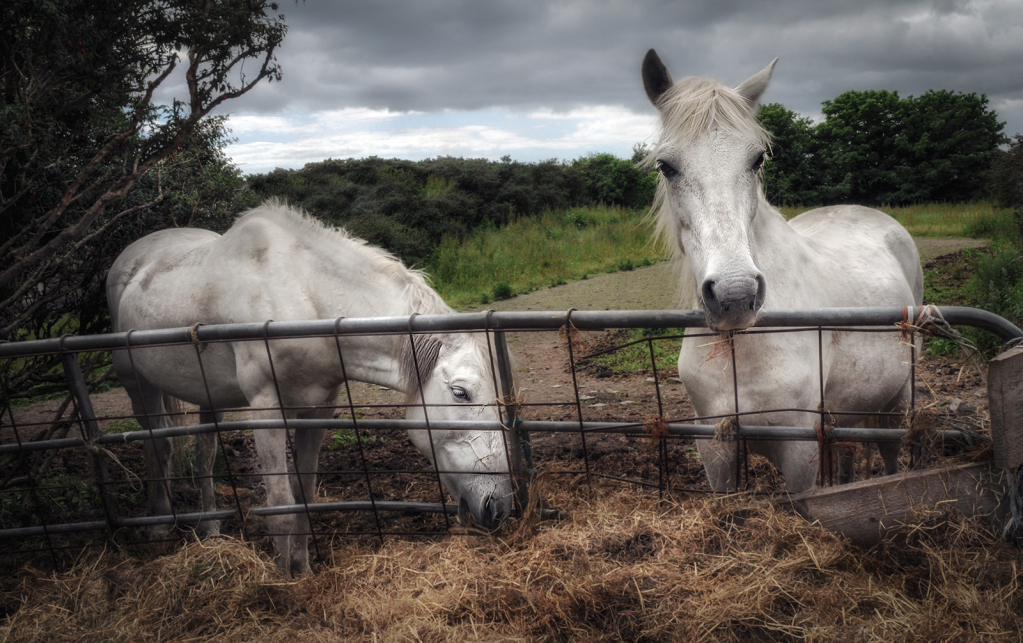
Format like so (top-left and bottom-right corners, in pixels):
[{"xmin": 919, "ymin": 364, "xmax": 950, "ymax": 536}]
[
  {"xmin": 988, "ymin": 346, "xmax": 1023, "ymax": 470},
  {"xmin": 781, "ymin": 462, "xmax": 1008, "ymax": 546}
]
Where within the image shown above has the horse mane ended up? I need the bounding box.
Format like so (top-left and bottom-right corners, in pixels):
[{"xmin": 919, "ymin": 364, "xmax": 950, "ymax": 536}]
[
  {"xmin": 242, "ymin": 199, "xmax": 454, "ymax": 317},
  {"xmin": 643, "ymin": 76, "xmax": 773, "ymax": 309},
  {"xmin": 240, "ymin": 200, "xmax": 480, "ymax": 395}
]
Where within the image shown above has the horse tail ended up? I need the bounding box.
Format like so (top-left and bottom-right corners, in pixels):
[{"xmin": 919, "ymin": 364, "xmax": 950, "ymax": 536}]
[
  {"xmin": 162, "ymin": 394, "xmax": 193, "ymax": 477},
  {"xmin": 162, "ymin": 394, "xmax": 188, "ymax": 426}
]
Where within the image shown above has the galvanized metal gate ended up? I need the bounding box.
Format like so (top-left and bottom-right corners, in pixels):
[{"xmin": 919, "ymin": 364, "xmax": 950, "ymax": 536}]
[{"xmin": 1, "ymin": 306, "xmax": 1020, "ymax": 567}]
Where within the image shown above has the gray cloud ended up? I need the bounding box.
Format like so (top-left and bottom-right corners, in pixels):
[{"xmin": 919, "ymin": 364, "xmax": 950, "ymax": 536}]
[{"xmin": 224, "ymin": 0, "xmax": 1023, "ymax": 138}]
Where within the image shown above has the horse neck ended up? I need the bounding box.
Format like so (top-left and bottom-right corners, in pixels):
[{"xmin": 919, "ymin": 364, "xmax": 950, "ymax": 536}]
[
  {"xmin": 747, "ymin": 194, "xmax": 817, "ymax": 308},
  {"xmin": 308, "ymin": 248, "xmax": 451, "ymax": 393}
]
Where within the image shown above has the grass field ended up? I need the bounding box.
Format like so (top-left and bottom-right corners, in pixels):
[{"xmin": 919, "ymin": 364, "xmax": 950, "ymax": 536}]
[
  {"xmin": 429, "ymin": 201, "xmax": 1014, "ymax": 309},
  {"xmin": 428, "ymin": 205, "xmax": 665, "ymax": 309},
  {"xmin": 779, "ymin": 201, "xmax": 1013, "ymax": 238}
]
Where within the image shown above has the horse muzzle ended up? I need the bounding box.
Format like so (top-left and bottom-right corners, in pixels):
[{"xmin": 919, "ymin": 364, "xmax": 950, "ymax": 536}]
[
  {"xmin": 700, "ymin": 272, "xmax": 766, "ymax": 330},
  {"xmin": 454, "ymin": 475, "xmax": 514, "ymax": 530}
]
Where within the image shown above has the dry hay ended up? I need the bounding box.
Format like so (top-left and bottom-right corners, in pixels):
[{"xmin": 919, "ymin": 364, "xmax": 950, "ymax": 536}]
[{"xmin": 1, "ymin": 475, "xmax": 1020, "ymax": 642}]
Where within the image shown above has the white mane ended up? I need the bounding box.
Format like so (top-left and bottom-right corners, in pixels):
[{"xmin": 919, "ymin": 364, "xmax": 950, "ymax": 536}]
[
  {"xmin": 241, "ymin": 199, "xmax": 453, "ymax": 316},
  {"xmin": 237, "ymin": 200, "xmax": 495, "ymax": 394}
]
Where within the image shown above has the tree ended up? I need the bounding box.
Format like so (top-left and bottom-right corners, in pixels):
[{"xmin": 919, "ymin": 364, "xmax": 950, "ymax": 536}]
[
  {"xmin": 757, "ymin": 103, "xmax": 823, "ymax": 205},
  {"xmin": 0, "ymin": 0, "xmax": 286, "ymax": 343},
  {"xmin": 988, "ymin": 134, "xmax": 1023, "ymax": 211},
  {"xmin": 896, "ymin": 90, "xmax": 1005, "ymax": 203},
  {"xmin": 0, "ymin": 0, "xmax": 283, "ymax": 405},
  {"xmin": 802, "ymin": 89, "xmax": 1004, "ymax": 205},
  {"xmin": 572, "ymin": 153, "xmax": 656, "ymax": 209},
  {"xmin": 814, "ymin": 90, "xmax": 905, "ymax": 204}
]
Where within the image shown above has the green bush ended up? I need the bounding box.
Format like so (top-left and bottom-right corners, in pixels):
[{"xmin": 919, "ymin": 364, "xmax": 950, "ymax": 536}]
[
  {"xmin": 987, "ymin": 134, "xmax": 1023, "ymax": 211},
  {"xmin": 492, "ymin": 282, "xmax": 514, "ymax": 301},
  {"xmin": 247, "ymin": 154, "xmax": 657, "ymax": 267}
]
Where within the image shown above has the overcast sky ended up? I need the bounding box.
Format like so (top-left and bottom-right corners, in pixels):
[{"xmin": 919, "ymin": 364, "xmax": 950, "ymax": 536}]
[{"xmin": 175, "ymin": 0, "xmax": 1023, "ymax": 175}]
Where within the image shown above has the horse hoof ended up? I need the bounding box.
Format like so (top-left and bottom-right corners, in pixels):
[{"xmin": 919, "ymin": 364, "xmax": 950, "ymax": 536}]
[
  {"xmin": 147, "ymin": 524, "xmax": 171, "ymax": 540},
  {"xmin": 198, "ymin": 520, "xmax": 222, "ymax": 538}
]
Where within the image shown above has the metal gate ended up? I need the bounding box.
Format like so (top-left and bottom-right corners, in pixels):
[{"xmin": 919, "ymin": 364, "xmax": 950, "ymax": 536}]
[{"xmin": 1, "ymin": 306, "xmax": 1020, "ymax": 567}]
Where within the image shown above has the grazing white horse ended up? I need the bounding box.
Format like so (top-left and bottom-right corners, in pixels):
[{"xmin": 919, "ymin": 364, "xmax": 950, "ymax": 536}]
[
  {"xmin": 107, "ymin": 201, "xmax": 514, "ymax": 576},
  {"xmin": 641, "ymin": 50, "xmax": 923, "ymax": 493}
]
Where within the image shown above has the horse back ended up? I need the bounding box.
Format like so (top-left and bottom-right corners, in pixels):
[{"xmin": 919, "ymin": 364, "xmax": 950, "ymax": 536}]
[
  {"xmin": 107, "ymin": 228, "xmax": 223, "ymax": 331},
  {"xmin": 788, "ymin": 205, "xmax": 923, "ymax": 305}
]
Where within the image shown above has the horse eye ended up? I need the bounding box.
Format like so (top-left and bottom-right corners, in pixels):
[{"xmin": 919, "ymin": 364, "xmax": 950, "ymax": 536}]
[
  {"xmin": 451, "ymin": 386, "xmax": 470, "ymax": 402},
  {"xmin": 751, "ymin": 152, "xmax": 766, "ymax": 171},
  {"xmin": 656, "ymin": 160, "xmax": 679, "ymax": 180}
]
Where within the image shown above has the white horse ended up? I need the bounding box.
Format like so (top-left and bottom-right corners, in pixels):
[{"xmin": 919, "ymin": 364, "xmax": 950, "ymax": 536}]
[
  {"xmin": 107, "ymin": 201, "xmax": 514, "ymax": 576},
  {"xmin": 641, "ymin": 50, "xmax": 923, "ymax": 493}
]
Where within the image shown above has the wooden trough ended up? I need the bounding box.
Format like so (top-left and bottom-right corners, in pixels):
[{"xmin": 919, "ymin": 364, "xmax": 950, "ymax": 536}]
[{"xmin": 784, "ymin": 346, "xmax": 1023, "ymax": 545}]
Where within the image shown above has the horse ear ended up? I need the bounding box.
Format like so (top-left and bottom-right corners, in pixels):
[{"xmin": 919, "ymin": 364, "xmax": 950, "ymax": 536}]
[
  {"xmin": 735, "ymin": 58, "xmax": 778, "ymax": 111},
  {"xmin": 642, "ymin": 49, "xmax": 674, "ymax": 106}
]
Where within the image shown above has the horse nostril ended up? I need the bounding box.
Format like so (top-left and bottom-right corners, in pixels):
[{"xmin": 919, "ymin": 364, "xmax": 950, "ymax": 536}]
[
  {"xmin": 484, "ymin": 497, "xmax": 499, "ymax": 529},
  {"xmin": 701, "ymin": 280, "xmax": 719, "ymax": 313},
  {"xmin": 480, "ymin": 495, "xmax": 510, "ymax": 530},
  {"xmin": 753, "ymin": 273, "xmax": 767, "ymax": 310}
]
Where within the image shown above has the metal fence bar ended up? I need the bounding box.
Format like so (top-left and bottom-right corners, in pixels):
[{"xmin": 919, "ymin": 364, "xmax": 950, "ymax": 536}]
[
  {"xmin": 564, "ymin": 309, "xmax": 592, "ymax": 485},
  {"xmin": 0, "ymin": 502, "xmax": 569, "ymax": 541},
  {"xmin": 59, "ymin": 349, "xmax": 120, "ymax": 536},
  {"xmin": 3, "ymin": 417, "xmax": 972, "ymax": 456},
  {"xmin": 492, "ymin": 329, "xmax": 529, "ymax": 511},
  {"xmin": 5, "ymin": 307, "xmax": 1018, "ymax": 360},
  {"xmin": 332, "ymin": 316, "xmax": 385, "ymax": 542}
]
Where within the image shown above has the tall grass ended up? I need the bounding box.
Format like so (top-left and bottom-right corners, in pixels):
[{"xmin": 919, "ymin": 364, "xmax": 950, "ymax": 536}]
[
  {"xmin": 779, "ymin": 202, "xmax": 1012, "ymax": 238},
  {"xmin": 427, "ymin": 206, "xmax": 664, "ymax": 308},
  {"xmin": 427, "ymin": 201, "xmax": 1018, "ymax": 311}
]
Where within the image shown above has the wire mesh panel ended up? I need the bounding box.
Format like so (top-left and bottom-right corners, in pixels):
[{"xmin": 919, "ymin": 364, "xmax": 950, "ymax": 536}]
[{"xmin": 0, "ymin": 306, "xmax": 1019, "ymax": 570}]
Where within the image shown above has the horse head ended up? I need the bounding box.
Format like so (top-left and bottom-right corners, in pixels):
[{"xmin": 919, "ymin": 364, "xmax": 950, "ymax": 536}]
[
  {"xmin": 643, "ymin": 49, "xmax": 777, "ymax": 331},
  {"xmin": 401, "ymin": 333, "xmax": 514, "ymax": 530}
]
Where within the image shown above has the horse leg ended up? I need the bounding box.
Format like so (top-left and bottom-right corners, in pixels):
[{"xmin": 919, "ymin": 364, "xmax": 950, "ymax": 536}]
[
  {"xmin": 764, "ymin": 439, "xmax": 818, "ymax": 494},
  {"xmin": 875, "ymin": 373, "xmax": 914, "ymax": 476},
  {"xmin": 196, "ymin": 409, "xmax": 223, "ymax": 537},
  {"xmin": 287, "ymin": 387, "xmax": 337, "ymax": 576},
  {"xmin": 289, "ymin": 423, "xmax": 329, "ymax": 577},
  {"xmin": 695, "ymin": 437, "xmax": 740, "ymax": 493},
  {"xmin": 249, "ymin": 397, "xmax": 298, "ymax": 577},
  {"xmin": 114, "ymin": 351, "xmax": 175, "ymax": 538}
]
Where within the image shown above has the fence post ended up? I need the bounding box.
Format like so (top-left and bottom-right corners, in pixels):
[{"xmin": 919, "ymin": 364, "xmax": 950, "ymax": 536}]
[
  {"xmin": 60, "ymin": 351, "xmax": 120, "ymax": 536},
  {"xmin": 988, "ymin": 346, "xmax": 1023, "ymax": 538},
  {"xmin": 988, "ymin": 346, "xmax": 1023, "ymax": 472},
  {"xmin": 494, "ymin": 331, "xmax": 531, "ymax": 512}
]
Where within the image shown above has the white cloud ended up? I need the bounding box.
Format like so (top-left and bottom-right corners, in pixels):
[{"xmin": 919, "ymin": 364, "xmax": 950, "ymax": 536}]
[{"xmin": 226, "ymin": 106, "xmax": 658, "ymax": 172}]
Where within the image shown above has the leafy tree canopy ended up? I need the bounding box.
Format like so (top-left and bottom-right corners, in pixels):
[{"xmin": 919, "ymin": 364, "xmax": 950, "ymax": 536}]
[
  {"xmin": 1, "ymin": 0, "xmax": 285, "ymax": 342},
  {"xmin": 1, "ymin": 0, "xmax": 282, "ymax": 400},
  {"xmin": 758, "ymin": 90, "xmax": 1006, "ymax": 206}
]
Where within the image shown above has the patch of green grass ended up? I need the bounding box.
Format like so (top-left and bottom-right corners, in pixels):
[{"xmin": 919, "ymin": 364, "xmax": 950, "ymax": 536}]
[
  {"xmin": 327, "ymin": 429, "xmax": 359, "ymax": 450},
  {"xmin": 0, "ymin": 474, "xmax": 100, "ymax": 526},
  {"xmin": 780, "ymin": 202, "xmax": 1013, "ymax": 238},
  {"xmin": 492, "ymin": 282, "xmax": 514, "ymax": 301},
  {"xmin": 104, "ymin": 418, "xmax": 142, "ymax": 434},
  {"xmin": 427, "ymin": 205, "xmax": 665, "ymax": 309},
  {"xmin": 925, "ymin": 337, "xmax": 962, "ymax": 358},
  {"xmin": 883, "ymin": 202, "xmax": 1012, "ymax": 238},
  {"xmin": 589, "ymin": 328, "xmax": 683, "ymax": 376},
  {"xmin": 922, "ymin": 248, "xmax": 983, "ymax": 306}
]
